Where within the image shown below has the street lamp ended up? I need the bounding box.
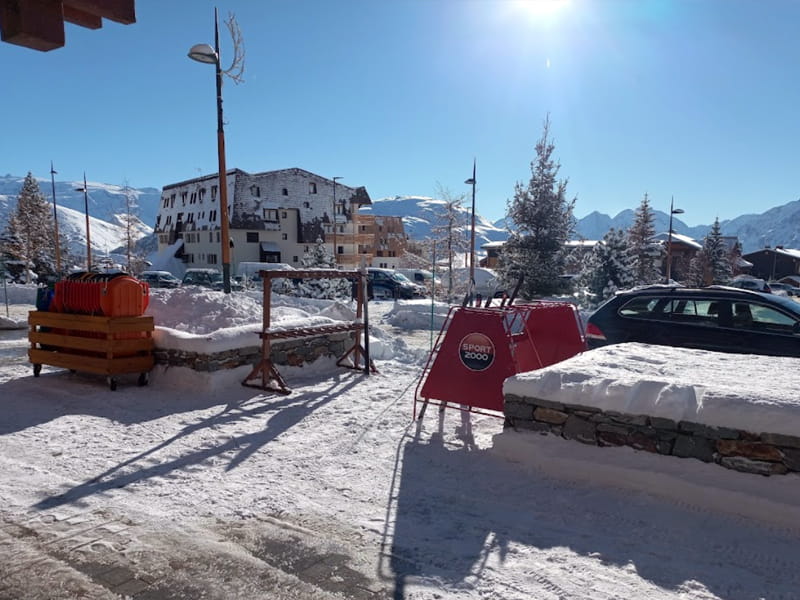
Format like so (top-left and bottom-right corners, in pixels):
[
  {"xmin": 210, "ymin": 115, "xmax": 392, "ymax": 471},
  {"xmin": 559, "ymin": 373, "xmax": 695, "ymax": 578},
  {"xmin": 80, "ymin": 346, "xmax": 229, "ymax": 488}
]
[
  {"xmin": 464, "ymin": 158, "xmax": 477, "ymax": 296},
  {"xmin": 665, "ymin": 196, "xmax": 684, "ymax": 283},
  {"xmin": 332, "ymin": 176, "xmax": 342, "ymax": 265},
  {"xmin": 50, "ymin": 161, "xmax": 61, "ymax": 275},
  {"xmin": 188, "ymin": 9, "xmax": 232, "ymax": 293},
  {"xmin": 74, "ymin": 173, "xmax": 92, "ymax": 271}
]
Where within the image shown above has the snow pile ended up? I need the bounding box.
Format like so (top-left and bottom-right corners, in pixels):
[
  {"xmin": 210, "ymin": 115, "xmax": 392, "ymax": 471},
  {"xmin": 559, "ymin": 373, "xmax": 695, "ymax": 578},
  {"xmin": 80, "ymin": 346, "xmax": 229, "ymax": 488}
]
[
  {"xmin": 505, "ymin": 342, "xmax": 800, "ymax": 437},
  {"xmin": 381, "ymin": 298, "xmax": 451, "ymax": 330}
]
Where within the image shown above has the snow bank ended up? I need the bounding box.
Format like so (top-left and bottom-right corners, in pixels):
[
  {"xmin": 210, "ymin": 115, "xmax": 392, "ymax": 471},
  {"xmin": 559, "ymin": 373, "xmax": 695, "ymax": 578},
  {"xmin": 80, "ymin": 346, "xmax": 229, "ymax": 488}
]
[
  {"xmin": 381, "ymin": 299, "xmax": 451, "ymax": 330},
  {"xmin": 504, "ymin": 342, "xmax": 800, "ymax": 437}
]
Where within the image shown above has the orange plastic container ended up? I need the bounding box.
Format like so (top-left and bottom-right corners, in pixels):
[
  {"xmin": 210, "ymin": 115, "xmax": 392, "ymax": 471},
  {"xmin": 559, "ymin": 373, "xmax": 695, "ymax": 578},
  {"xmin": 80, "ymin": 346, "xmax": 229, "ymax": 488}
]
[
  {"xmin": 100, "ymin": 276, "xmax": 150, "ymax": 317},
  {"xmin": 51, "ymin": 272, "xmax": 150, "ymax": 317}
]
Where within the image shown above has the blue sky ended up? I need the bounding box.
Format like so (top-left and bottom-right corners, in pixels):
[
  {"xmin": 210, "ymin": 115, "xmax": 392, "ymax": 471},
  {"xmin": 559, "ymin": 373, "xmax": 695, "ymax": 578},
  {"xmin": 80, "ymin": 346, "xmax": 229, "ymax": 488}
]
[{"xmin": 2, "ymin": 0, "xmax": 799, "ymax": 226}]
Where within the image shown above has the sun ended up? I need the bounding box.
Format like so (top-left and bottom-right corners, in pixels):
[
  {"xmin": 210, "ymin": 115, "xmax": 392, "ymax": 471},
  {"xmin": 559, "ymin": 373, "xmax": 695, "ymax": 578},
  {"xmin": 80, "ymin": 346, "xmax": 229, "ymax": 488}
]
[{"xmin": 509, "ymin": 0, "xmax": 571, "ymax": 23}]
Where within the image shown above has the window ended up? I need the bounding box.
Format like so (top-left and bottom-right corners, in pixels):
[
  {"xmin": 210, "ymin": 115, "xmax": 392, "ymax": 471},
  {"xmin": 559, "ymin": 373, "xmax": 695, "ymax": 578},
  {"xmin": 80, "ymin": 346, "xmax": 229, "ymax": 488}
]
[
  {"xmin": 292, "ymin": 256, "xmax": 298, "ymax": 263},
  {"xmin": 209, "ymin": 232, "xmax": 213, "ymax": 242},
  {"xmin": 281, "ymin": 211, "xmax": 287, "ymax": 219},
  {"xmin": 162, "ymin": 197, "xmax": 169, "ymax": 208},
  {"xmin": 187, "ymin": 213, "xmax": 194, "ymax": 223},
  {"xmin": 211, "ymin": 185, "xmax": 218, "ymax": 200},
  {"xmin": 170, "ymin": 194, "xmax": 175, "ymax": 208},
  {"xmin": 337, "ymin": 246, "xmax": 344, "ymax": 255},
  {"xmin": 263, "ymin": 209, "xmax": 278, "ymax": 222},
  {"xmin": 281, "ymin": 233, "xmax": 288, "ymax": 240},
  {"xmin": 181, "ymin": 192, "xmax": 187, "ymax": 205},
  {"xmin": 309, "ymin": 182, "xmax": 317, "ymax": 194},
  {"xmin": 209, "ymin": 209, "xmax": 218, "ymax": 222},
  {"xmin": 282, "ymin": 188, "xmax": 288, "ymax": 196},
  {"xmin": 199, "ymin": 188, "xmax": 206, "ymax": 203},
  {"xmin": 246, "ymin": 232, "xmax": 259, "ymax": 243},
  {"xmin": 251, "ymin": 185, "xmax": 261, "ymax": 197},
  {"xmin": 303, "ymin": 202, "xmax": 309, "ymax": 208},
  {"xmin": 208, "ymin": 254, "xmax": 218, "ymax": 265},
  {"xmin": 190, "ymin": 192, "xmax": 197, "ymax": 204}
]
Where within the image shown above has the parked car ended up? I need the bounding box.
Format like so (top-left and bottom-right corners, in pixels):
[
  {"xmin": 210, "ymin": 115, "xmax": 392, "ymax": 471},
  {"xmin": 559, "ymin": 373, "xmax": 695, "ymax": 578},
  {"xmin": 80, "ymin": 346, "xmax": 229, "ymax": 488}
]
[
  {"xmin": 139, "ymin": 270, "xmax": 181, "ymax": 288},
  {"xmin": 585, "ymin": 285, "xmax": 800, "ymax": 357},
  {"xmin": 366, "ymin": 268, "xmax": 424, "ymax": 299},
  {"xmin": 767, "ymin": 282, "xmax": 800, "ymax": 297},
  {"xmin": 181, "ymin": 268, "xmax": 243, "ymax": 291},
  {"xmin": 727, "ymin": 275, "xmax": 771, "ymax": 293}
]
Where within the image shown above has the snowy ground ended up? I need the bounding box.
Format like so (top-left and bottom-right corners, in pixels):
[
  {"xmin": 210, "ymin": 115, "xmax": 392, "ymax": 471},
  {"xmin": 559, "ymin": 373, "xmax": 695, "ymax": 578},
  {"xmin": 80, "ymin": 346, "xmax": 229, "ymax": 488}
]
[{"xmin": 1, "ymin": 284, "xmax": 800, "ymax": 599}]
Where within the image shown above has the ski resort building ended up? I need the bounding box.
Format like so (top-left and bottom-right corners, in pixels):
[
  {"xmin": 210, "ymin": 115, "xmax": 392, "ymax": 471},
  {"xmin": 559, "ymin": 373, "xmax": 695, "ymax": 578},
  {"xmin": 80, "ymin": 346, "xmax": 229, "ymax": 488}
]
[{"xmin": 155, "ymin": 168, "xmax": 405, "ymax": 273}]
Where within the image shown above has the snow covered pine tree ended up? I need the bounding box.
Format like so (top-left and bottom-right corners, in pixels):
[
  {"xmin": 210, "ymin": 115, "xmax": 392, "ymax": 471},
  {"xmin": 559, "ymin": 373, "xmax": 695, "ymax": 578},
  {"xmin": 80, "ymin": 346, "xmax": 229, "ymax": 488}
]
[
  {"xmin": 497, "ymin": 116, "xmax": 575, "ymax": 299},
  {"xmin": 296, "ymin": 238, "xmax": 352, "ymax": 300},
  {"xmin": 0, "ymin": 172, "xmax": 59, "ymax": 281}
]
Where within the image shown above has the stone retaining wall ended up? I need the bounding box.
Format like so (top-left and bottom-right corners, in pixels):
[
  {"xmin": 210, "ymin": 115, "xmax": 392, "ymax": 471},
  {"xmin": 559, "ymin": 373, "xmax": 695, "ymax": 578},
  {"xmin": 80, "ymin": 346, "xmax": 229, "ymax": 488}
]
[
  {"xmin": 505, "ymin": 393, "xmax": 800, "ymax": 476},
  {"xmin": 153, "ymin": 332, "xmax": 352, "ymax": 372}
]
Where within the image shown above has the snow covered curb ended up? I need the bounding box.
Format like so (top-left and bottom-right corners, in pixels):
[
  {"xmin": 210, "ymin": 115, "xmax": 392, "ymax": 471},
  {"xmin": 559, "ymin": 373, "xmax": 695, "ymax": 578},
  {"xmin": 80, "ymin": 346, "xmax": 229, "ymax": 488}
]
[
  {"xmin": 504, "ymin": 343, "xmax": 800, "ymax": 437},
  {"xmin": 503, "ymin": 343, "xmax": 800, "ymax": 476}
]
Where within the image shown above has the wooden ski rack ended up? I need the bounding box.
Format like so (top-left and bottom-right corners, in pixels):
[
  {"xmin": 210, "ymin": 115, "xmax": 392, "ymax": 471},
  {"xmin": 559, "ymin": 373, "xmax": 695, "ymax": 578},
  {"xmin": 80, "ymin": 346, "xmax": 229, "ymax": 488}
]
[{"xmin": 242, "ymin": 269, "xmax": 376, "ymax": 394}]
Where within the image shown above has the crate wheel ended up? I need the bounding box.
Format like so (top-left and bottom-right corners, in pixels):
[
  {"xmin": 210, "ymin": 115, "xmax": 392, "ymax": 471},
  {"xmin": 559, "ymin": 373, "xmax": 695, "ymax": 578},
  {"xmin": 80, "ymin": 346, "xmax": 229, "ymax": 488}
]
[
  {"xmin": 137, "ymin": 372, "xmax": 149, "ymax": 387},
  {"xmin": 33, "ymin": 364, "xmax": 41, "ymax": 377},
  {"xmin": 107, "ymin": 377, "xmax": 117, "ymax": 391}
]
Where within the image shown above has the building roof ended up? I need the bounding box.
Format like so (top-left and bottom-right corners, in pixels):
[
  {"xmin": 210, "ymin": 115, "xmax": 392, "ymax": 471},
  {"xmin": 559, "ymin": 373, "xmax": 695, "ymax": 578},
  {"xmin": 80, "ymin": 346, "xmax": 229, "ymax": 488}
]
[
  {"xmin": 743, "ymin": 247, "xmax": 800, "ymax": 260},
  {"xmin": 652, "ymin": 232, "xmax": 703, "ymax": 250},
  {"xmin": 1, "ymin": 0, "xmax": 135, "ymax": 51}
]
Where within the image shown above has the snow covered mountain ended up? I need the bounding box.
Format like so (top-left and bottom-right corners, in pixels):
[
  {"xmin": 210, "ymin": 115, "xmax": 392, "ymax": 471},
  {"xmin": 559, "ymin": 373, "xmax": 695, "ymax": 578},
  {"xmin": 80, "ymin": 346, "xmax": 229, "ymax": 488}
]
[
  {"xmin": 2, "ymin": 172, "xmax": 798, "ymax": 258},
  {"xmin": 571, "ymin": 202, "xmax": 800, "ymax": 254},
  {"xmin": 0, "ymin": 174, "xmax": 156, "ymax": 263}
]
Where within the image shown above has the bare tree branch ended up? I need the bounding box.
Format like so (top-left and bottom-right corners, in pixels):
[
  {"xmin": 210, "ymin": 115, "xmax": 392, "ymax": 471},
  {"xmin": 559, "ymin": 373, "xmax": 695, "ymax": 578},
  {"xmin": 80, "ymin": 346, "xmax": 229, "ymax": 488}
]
[{"xmin": 222, "ymin": 12, "xmax": 245, "ymax": 85}]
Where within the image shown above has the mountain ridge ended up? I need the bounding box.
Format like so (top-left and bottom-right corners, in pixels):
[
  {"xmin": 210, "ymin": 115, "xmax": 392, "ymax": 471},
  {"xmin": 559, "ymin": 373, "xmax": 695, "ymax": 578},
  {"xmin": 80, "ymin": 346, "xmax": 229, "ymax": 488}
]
[{"xmin": 1, "ymin": 175, "xmax": 797, "ymax": 257}]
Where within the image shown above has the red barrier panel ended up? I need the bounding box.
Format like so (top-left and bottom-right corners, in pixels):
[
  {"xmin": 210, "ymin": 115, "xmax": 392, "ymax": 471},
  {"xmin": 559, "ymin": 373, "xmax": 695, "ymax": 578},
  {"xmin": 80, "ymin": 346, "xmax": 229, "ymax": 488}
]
[{"xmin": 415, "ymin": 302, "xmax": 586, "ymax": 418}]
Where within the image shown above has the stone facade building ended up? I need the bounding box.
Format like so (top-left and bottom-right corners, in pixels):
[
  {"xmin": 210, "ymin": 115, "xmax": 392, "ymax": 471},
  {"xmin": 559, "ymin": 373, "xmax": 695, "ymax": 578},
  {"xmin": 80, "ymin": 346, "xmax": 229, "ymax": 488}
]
[{"xmin": 155, "ymin": 168, "xmax": 404, "ymax": 273}]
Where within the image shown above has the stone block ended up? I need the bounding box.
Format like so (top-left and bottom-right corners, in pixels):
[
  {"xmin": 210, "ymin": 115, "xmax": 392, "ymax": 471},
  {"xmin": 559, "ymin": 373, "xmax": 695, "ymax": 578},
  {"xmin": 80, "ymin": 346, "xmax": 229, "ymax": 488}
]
[
  {"xmin": 608, "ymin": 412, "xmax": 649, "ymax": 427},
  {"xmin": 562, "ymin": 415, "xmax": 597, "ymax": 445},
  {"xmin": 672, "ymin": 435, "xmax": 715, "ymax": 463},
  {"xmin": 598, "ymin": 431, "xmax": 627, "ymax": 447},
  {"xmin": 563, "ymin": 403, "xmax": 602, "ymax": 413},
  {"xmin": 628, "ymin": 431, "xmax": 659, "ymax": 454},
  {"xmin": 716, "ymin": 440, "xmax": 784, "ymax": 462},
  {"xmin": 533, "ymin": 407, "xmax": 569, "ymax": 425},
  {"xmin": 760, "ymin": 432, "xmax": 800, "ymax": 449},
  {"xmin": 504, "ymin": 401, "xmax": 534, "ymax": 420},
  {"xmin": 528, "ymin": 397, "xmax": 566, "ymax": 412},
  {"xmin": 648, "ymin": 416, "xmax": 678, "ymax": 430},
  {"xmin": 720, "ymin": 456, "xmax": 789, "ymax": 476},
  {"xmin": 596, "ymin": 423, "xmax": 631, "ymax": 437},
  {"xmin": 781, "ymin": 448, "xmax": 800, "ymax": 471}
]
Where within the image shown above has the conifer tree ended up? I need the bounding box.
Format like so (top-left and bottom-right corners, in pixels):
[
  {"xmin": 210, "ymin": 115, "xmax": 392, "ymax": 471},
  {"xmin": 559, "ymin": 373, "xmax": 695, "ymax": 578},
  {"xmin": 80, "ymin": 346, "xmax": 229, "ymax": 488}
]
[
  {"xmin": 296, "ymin": 238, "xmax": 351, "ymax": 299},
  {"xmin": 580, "ymin": 228, "xmax": 636, "ymax": 306},
  {"xmin": 627, "ymin": 193, "xmax": 662, "ymax": 285},
  {"xmin": 688, "ymin": 217, "xmax": 732, "ymax": 286},
  {"xmin": 498, "ymin": 116, "xmax": 575, "ymax": 298},
  {"xmin": 0, "ymin": 172, "xmax": 58, "ymax": 280}
]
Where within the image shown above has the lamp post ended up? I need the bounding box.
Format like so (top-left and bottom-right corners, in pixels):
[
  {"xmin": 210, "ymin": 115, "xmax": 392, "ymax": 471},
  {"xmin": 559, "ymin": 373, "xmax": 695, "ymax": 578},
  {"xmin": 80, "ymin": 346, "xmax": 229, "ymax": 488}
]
[
  {"xmin": 464, "ymin": 158, "xmax": 477, "ymax": 294},
  {"xmin": 332, "ymin": 176, "xmax": 342, "ymax": 265},
  {"xmin": 50, "ymin": 161, "xmax": 61, "ymax": 275},
  {"xmin": 188, "ymin": 8, "xmax": 232, "ymax": 294},
  {"xmin": 665, "ymin": 196, "xmax": 684, "ymax": 283},
  {"xmin": 75, "ymin": 173, "xmax": 92, "ymax": 271}
]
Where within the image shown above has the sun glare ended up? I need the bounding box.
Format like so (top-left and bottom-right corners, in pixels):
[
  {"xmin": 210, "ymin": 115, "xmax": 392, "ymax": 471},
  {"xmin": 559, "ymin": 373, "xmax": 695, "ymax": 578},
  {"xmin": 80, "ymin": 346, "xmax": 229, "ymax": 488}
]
[{"xmin": 510, "ymin": 0, "xmax": 571, "ymax": 24}]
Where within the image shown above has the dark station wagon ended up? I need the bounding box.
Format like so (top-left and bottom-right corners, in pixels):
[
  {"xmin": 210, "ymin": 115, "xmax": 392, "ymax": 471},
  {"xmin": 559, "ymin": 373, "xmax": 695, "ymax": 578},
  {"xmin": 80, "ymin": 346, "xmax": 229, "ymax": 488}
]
[{"xmin": 586, "ymin": 285, "xmax": 800, "ymax": 358}]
